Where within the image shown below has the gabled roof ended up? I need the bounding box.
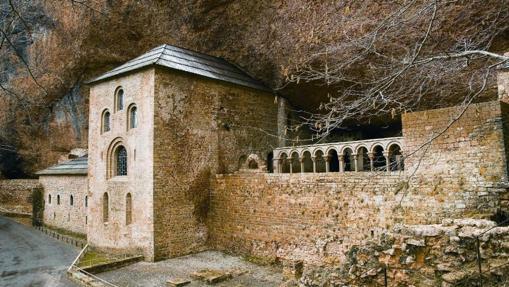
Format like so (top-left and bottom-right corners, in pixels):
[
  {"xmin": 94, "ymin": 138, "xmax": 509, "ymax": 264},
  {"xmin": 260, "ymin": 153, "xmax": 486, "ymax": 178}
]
[
  {"xmin": 87, "ymin": 44, "xmax": 271, "ymax": 92},
  {"xmin": 36, "ymin": 156, "xmax": 88, "ymax": 176}
]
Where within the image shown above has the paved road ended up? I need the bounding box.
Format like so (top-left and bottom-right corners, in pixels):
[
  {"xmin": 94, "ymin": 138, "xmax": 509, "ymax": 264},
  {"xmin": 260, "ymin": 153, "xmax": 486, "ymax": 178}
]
[{"xmin": 0, "ymin": 216, "xmax": 79, "ymax": 287}]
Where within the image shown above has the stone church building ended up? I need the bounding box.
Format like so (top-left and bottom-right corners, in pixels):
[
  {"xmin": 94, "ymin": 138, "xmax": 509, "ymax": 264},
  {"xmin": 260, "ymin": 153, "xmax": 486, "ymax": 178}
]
[{"xmin": 37, "ymin": 45, "xmax": 509, "ymax": 264}]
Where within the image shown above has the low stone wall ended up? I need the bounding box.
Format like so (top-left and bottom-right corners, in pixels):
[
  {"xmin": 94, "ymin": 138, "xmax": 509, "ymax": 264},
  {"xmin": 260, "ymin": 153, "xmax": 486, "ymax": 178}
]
[
  {"xmin": 208, "ymin": 172, "xmax": 506, "ymax": 266},
  {"xmin": 0, "ymin": 179, "xmax": 40, "ymax": 215}
]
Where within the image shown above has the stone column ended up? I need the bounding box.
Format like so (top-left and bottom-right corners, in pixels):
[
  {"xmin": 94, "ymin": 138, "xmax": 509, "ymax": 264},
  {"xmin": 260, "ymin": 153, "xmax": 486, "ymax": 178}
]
[
  {"xmin": 312, "ymin": 157, "xmax": 317, "ymax": 173},
  {"xmin": 289, "ymin": 159, "xmax": 293, "ymax": 174},
  {"xmin": 300, "ymin": 158, "xmax": 305, "ymax": 173},
  {"xmin": 384, "ymin": 152, "xmax": 390, "ymax": 172},
  {"xmin": 273, "ymin": 159, "xmax": 279, "ymax": 173},
  {"xmin": 325, "ymin": 156, "xmax": 330, "ymax": 173},
  {"xmin": 339, "ymin": 155, "xmax": 344, "ymax": 172},
  {"xmin": 368, "ymin": 152, "xmax": 375, "ymax": 171},
  {"xmin": 353, "ymin": 154, "xmax": 359, "ymax": 172}
]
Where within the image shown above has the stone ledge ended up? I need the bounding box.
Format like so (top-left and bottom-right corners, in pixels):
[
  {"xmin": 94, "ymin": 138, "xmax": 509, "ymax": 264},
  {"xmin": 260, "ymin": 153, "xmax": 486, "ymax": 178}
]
[{"xmin": 81, "ymin": 255, "xmax": 144, "ymax": 274}]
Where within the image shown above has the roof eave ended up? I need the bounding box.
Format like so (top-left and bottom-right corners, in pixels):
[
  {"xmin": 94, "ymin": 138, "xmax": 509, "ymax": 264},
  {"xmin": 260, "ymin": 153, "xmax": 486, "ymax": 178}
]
[
  {"xmin": 36, "ymin": 169, "xmax": 88, "ymax": 176},
  {"xmin": 86, "ymin": 63, "xmax": 273, "ymax": 93}
]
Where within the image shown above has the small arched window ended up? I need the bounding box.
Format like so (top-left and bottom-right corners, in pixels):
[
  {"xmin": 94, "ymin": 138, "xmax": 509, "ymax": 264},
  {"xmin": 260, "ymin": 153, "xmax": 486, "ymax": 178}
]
[
  {"xmin": 48, "ymin": 194, "xmax": 52, "ymax": 204},
  {"xmin": 115, "ymin": 145, "xmax": 128, "ymax": 176},
  {"xmin": 57, "ymin": 195, "xmax": 60, "ymax": 205},
  {"xmin": 248, "ymin": 159, "xmax": 258, "ymax": 169},
  {"xmin": 128, "ymin": 105, "xmax": 138, "ymax": 129},
  {"xmin": 85, "ymin": 196, "xmax": 88, "ymax": 207},
  {"xmin": 126, "ymin": 193, "xmax": 132, "ymax": 225},
  {"xmin": 70, "ymin": 195, "xmax": 74, "ymax": 206},
  {"xmin": 115, "ymin": 88, "xmax": 124, "ymax": 111},
  {"xmin": 103, "ymin": 192, "xmax": 109, "ymax": 223},
  {"xmin": 102, "ymin": 110, "xmax": 111, "ymax": 133}
]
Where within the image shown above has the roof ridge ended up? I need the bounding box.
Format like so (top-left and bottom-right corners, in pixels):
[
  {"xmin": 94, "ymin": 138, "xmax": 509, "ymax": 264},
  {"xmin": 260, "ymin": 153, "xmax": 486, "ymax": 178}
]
[{"xmin": 154, "ymin": 45, "xmax": 167, "ymax": 65}]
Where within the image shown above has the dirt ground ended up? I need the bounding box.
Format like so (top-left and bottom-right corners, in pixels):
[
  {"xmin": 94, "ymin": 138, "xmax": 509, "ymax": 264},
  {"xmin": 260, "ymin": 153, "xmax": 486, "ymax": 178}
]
[{"xmin": 97, "ymin": 251, "xmax": 284, "ymax": 287}]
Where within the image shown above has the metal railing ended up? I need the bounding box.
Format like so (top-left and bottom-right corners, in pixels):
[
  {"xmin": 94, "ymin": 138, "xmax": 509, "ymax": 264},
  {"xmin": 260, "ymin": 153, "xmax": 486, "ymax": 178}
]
[{"xmin": 68, "ymin": 244, "xmax": 121, "ymax": 287}]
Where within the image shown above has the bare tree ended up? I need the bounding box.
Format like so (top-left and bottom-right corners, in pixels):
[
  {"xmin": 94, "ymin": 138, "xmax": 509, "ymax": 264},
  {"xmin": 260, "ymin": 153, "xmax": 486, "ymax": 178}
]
[{"xmin": 284, "ymin": 0, "xmax": 509, "ymax": 139}]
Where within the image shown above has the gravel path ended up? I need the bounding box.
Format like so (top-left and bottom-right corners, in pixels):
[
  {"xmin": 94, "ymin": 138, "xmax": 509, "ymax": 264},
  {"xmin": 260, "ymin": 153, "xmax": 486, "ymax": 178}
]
[{"xmin": 0, "ymin": 215, "xmax": 79, "ymax": 287}]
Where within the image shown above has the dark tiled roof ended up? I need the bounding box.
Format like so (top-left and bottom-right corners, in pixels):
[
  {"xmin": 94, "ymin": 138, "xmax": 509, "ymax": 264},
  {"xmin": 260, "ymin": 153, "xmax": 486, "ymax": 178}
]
[
  {"xmin": 87, "ymin": 44, "xmax": 270, "ymax": 91},
  {"xmin": 36, "ymin": 156, "xmax": 88, "ymax": 176}
]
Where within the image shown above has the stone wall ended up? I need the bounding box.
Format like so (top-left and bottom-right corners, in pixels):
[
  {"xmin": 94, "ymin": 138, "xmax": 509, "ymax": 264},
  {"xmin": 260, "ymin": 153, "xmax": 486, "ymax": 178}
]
[
  {"xmin": 0, "ymin": 179, "xmax": 40, "ymax": 215},
  {"xmin": 402, "ymin": 101, "xmax": 509, "ymax": 216},
  {"xmin": 39, "ymin": 175, "xmax": 88, "ymax": 235},
  {"xmin": 152, "ymin": 67, "xmax": 278, "ymax": 260},
  {"xmin": 208, "ymin": 173, "xmax": 405, "ymax": 265},
  {"xmin": 87, "ymin": 69, "xmax": 155, "ymax": 259},
  {"xmin": 208, "ymin": 101, "xmax": 509, "ymax": 266}
]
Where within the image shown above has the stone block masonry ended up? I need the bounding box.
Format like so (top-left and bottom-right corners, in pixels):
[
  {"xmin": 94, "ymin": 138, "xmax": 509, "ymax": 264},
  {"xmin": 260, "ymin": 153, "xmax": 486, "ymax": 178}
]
[
  {"xmin": 208, "ymin": 172, "xmax": 406, "ymax": 265},
  {"xmin": 208, "ymin": 101, "xmax": 509, "ymax": 266},
  {"xmin": 152, "ymin": 67, "xmax": 278, "ymax": 260},
  {"xmin": 0, "ymin": 179, "xmax": 40, "ymax": 215},
  {"xmin": 403, "ymin": 101, "xmax": 509, "ymax": 215},
  {"xmin": 39, "ymin": 175, "xmax": 88, "ymax": 235}
]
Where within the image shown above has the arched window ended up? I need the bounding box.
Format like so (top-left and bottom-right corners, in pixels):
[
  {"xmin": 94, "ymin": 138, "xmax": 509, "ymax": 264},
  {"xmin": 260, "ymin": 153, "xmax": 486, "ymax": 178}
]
[
  {"xmin": 290, "ymin": 152, "xmax": 300, "ymax": 173},
  {"xmin": 327, "ymin": 149, "xmax": 340, "ymax": 172},
  {"xmin": 128, "ymin": 105, "xmax": 138, "ymax": 129},
  {"xmin": 280, "ymin": 153, "xmax": 290, "ymax": 173},
  {"xmin": 388, "ymin": 144, "xmax": 404, "ymax": 171},
  {"xmin": 315, "ymin": 150, "xmax": 326, "ymax": 173},
  {"xmin": 85, "ymin": 196, "xmax": 88, "ymax": 207},
  {"xmin": 248, "ymin": 159, "xmax": 258, "ymax": 169},
  {"xmin": 373, "ymin": 145, "xmax": 387, "ymax": 171},
  {"xmin": 126, "ymin": 193, "xmax": 132, "ymax": 225},
  {"xmin": 70, "ymin": 195, "xmax": 74, "ymax": 206},
  {"xmin": 357, "ymin": 146, "xmax": 370, "ymax": 171},
  {"xmin": 57, "ymin": 195, "xmax": 60, "ymax": 205},
  {"xmin": 103, "ymin": 192, "xmax": 109, "ymax": 223},
  {"xmin": 115, "ymin": 88, "xmax": 124, "ymax": 111},
  {"xmin": 102, "ymin": 110, "xmax": 111, "ymax": 133},
  {"xmin": 302, "ymin": 151, "xmax": 313, "ymax": 172},
  {"xmin": 115, "ymin": 145, "xmax": 128, "ymax": 176},
  {"xmin": 48, "ymin": 194, "xmax": 52, "ymax": 204},
  {"xmin": 343, "ymin": 148, "xmax": 354, "ymax": 171}
]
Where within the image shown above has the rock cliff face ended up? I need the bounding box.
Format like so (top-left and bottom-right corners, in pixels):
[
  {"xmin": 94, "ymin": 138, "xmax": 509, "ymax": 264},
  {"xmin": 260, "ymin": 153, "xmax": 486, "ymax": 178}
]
[{"xmin": 0, "ymin": 0, "xmax": 507, "ymax": 176}]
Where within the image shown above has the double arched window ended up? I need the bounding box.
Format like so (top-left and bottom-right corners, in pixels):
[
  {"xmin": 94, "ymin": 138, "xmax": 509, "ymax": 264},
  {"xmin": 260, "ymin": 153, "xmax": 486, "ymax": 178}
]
[
  {"xmin": 115, "ymin": 88, "xmax": 124, "ymax": 111},
  {"xmin": 101, "ymin": 109, "xmax": 111, "ymax": 133}
]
